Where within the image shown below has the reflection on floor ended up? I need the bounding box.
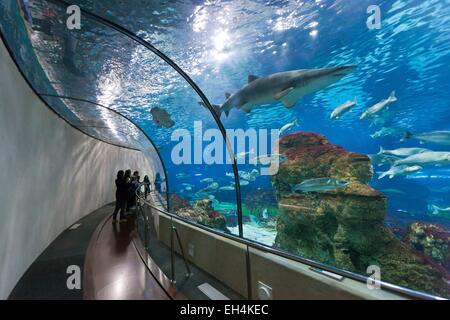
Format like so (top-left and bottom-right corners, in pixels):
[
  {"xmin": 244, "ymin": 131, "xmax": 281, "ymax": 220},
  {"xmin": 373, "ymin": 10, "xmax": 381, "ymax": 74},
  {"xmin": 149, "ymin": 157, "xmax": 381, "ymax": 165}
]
[{"xmin": 83, "ymin": 208, "xmax": 171, "ymax": 300}]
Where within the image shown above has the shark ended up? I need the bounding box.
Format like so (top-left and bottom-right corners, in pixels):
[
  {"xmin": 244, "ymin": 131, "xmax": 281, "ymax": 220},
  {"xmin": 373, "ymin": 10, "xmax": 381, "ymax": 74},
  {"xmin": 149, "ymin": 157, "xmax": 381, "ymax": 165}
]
[{"xmin": 202, "ymin": 65, "xmax": 356, "ymax": 117}]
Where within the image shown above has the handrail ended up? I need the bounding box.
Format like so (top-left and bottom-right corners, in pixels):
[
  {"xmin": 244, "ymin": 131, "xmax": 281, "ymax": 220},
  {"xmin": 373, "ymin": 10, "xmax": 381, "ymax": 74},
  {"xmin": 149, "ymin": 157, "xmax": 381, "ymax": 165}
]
[
  {"xmin": 134, "ymin": 186, "xmax": 444, "ymax": 300},
  {"xmin": 136, "ymin": 185, "xmax": 191, "ymax": 283}
]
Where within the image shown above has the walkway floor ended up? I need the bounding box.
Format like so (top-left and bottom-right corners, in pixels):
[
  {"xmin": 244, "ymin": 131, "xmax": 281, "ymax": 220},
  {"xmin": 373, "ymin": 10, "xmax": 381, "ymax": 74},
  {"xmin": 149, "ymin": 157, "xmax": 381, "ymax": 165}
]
[
  {"xmin": 9, "ymin": 204, "xmax": 110, "ymax": 299},
  {"xmin": 83, "ymin": 210, "xmax": 172, "ymax": 300},
  {"xmin": 9, "ymin": 203, "xmax": 174, "ymax": 300}
]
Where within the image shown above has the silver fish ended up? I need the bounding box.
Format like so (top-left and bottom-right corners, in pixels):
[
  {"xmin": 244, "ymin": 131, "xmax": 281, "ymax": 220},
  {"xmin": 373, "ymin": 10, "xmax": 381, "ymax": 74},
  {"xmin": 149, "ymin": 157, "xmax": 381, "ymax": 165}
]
[
  {"xmin": 238, "ymin": 169, "xmax": 260, "ymax": 181},
  {"xmin": 197, "ymin": 182, "xmax": 219, "ymax": 194},
  {"xmin": 378, "ymin": 165, "xmax": 422, "ymax": 179},
  {"xmin": 404, "ymin": 130, "xmax": 450, "ymax": 145},
  {"xmin": 370, "ymin": 127, "xmax": 402, "ymax": 139},
  {"xmin": 253, "ymin": 153, "xmax": 288, "ymax": 165},
  {"xmin": 219, "ymin": 185, "xmax": 235, "ymax": 191},
  {"xmin": 428, "ymin": 204, "xmax": 450, "ymax": 216},
  {"xmin": 379, "ymin": 188, "xmax": 406, "ymax": 195},
  {"xmin": 330, "ymin": 97, "xmax": 357, "ymax": 119},
  {"xmin": 279, "ymin": 119, "xmax": 299, "ymax": 135},
  {"xmin": 378, "ymin": 146, "xmax": 429, "ymax": 157},
  {"xmin": 368, "ymin": 153, "xmax": 401, "ymax": 167},
  {"xmin": 235, "ymin": 149, "xmax": 255, "ymax": 162},
  {"xmin": 291, "ymin": 177, "xmax": 349, "ymax": 193},
  {"xmin": 360, "ymin": 91, "xmax": 397, "ymax": 119},
  {"xmin": 200, "ymin": 178, "xmax": 214, "ymax": 184},
  {"xmin": 394, "ymin": 151, "xmax": 450, "ymax": 167},
  {"xmin": 239, "ymin": 180, "xmax": 250, "ymax": 186}
]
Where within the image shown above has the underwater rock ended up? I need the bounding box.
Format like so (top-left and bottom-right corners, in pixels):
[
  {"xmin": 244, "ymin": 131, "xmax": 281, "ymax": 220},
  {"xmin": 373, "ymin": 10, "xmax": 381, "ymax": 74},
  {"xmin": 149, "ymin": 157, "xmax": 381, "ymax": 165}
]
[
  {"xmin": 405, "ymin": 222, "xmax": 450, "ymax": 271},
  {"xmin": 244, "ymin": 188, "xmax": 278, "ymax": 219},
  {"xmin": 273, "ymin": 131, "xmax": 450, "ymax": 297},
  {"xmin": 169, "ymin": 193, "xmax": 192, "ymax": 212},
  {"xmin": 175, "ymin": 198, "xmax": 229, "ymax": 233}
]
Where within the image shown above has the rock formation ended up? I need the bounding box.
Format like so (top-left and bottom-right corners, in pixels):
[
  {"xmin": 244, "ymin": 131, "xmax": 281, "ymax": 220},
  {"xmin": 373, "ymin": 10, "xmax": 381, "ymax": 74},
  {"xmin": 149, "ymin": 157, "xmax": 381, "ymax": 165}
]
[
  {"xmin": 170, "ymin": 194, "xmax": 229, "ymax": 232},
  {"xmin": 272, "ymin": 132, "xmax": 450, "ymax": 297},
  {"xmin": 405, "ymin": 222, "xmax": 450, "ymax": 271}
]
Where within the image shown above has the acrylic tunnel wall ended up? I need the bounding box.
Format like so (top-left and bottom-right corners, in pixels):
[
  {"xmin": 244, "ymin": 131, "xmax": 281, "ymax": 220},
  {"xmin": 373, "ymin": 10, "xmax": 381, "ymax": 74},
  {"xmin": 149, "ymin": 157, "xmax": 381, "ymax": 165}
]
[
  {"xmin": 0, "ymin": 33, "xmax": 156, "ymax": 299},
  {"xmin": 2, "ymin": 0, "xmax": 450, "ymax": 300}
]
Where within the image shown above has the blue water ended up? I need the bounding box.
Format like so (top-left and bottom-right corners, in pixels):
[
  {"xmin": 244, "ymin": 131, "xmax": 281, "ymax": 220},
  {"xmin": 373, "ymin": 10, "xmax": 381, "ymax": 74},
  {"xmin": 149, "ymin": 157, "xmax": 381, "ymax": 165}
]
[{"xmin": 2, "ymin": 0, "xmax": 450, "ymax": 297}]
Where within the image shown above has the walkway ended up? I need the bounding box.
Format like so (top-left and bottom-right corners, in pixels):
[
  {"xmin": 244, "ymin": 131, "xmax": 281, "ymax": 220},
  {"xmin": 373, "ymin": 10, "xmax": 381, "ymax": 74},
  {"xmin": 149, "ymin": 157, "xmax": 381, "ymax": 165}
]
[{"xmin": 9, "ymin": 203, "xmax": 176, "ymax": 300}]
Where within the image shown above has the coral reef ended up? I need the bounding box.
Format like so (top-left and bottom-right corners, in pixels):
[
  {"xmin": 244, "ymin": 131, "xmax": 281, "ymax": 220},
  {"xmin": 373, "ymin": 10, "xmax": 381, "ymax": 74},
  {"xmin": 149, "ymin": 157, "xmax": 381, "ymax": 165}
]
[
  {"xmin": 405, "ymin": 222, "xmax": 450, "ymax": 271},
  {"xmin": 173, "ymin": 196, "xmax": 229, "ymax": 232},
  {"xmin": 272, "ymin": 131, "xmax": 450, "ymax": 297},
  {"xmin": 169, "ymin": 193, "xmax": 192, "ymax": 212}
]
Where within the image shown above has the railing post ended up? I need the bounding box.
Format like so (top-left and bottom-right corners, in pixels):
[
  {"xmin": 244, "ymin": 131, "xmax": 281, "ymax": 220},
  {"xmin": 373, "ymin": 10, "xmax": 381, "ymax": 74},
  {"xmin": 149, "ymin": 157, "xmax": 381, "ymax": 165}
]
[
  {"xmin": 143, "ymin": 207, "xmax": 148, "ymax": 250},
  {"xmin": 173, "ymin": 227, "xmax": 191, "ymax": 277},
  {"xmin": 170, "ymin": 221, "xmax": 176, "ymax": 283}
]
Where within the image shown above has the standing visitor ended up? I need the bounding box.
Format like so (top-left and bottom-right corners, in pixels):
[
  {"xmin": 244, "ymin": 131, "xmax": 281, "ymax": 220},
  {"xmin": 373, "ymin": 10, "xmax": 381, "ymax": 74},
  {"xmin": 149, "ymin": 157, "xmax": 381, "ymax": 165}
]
[
  {"xmin": 143, "ymin": 175, "xmax": 151, "ymax": 199},
  {"xmin": 112, "ymin": 170, "xmax": 127, "ymax": 223}
]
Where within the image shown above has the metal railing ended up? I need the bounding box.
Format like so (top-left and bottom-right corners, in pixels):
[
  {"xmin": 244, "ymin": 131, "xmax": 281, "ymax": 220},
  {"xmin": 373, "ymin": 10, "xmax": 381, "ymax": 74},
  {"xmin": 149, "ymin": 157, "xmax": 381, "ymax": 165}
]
[
  {"xmin": 134, "ymin": 185, "xmax": 444, "ymax": 301},
  {"xmin": 135, "ymin": 186, "xmax": 191, "ymax": 283}
]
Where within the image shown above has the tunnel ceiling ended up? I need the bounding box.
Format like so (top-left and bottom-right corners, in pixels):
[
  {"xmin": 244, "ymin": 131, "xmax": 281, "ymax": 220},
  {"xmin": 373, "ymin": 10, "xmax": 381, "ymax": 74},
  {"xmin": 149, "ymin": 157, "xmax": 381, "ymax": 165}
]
[{"xmin": 2, "ymin": 0, "xmax": 449, "ymax": 150}]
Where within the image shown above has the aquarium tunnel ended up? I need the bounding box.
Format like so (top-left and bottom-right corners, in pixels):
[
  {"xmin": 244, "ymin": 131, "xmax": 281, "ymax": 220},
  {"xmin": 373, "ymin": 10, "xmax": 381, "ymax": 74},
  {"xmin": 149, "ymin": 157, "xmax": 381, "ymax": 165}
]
[{"xmin": 1, "ymin": 0, "xmax": 449, "ymax": 300}]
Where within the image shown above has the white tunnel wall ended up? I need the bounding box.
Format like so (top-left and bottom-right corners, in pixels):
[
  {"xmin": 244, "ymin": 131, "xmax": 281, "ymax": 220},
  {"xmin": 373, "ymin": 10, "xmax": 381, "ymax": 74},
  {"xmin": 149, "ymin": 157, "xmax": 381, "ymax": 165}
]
[{"xmin": 0, "ymin": 38, "xmax": 154, "ymax": 299}]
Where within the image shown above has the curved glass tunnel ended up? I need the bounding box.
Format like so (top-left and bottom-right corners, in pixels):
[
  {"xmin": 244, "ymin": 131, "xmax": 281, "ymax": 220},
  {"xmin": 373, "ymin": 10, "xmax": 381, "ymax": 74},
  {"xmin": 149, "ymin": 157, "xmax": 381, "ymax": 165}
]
[{"xmin": 1, "ymin": 0, "xmax": 450, "ymax": 300}]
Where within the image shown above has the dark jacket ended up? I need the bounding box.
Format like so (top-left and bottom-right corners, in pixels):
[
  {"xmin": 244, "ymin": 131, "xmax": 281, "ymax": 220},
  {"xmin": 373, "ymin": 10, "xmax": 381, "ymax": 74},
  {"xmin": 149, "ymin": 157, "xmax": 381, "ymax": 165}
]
[{"xmin": 115, "ymin": 178, "xmax": 129, "ymax": 200}]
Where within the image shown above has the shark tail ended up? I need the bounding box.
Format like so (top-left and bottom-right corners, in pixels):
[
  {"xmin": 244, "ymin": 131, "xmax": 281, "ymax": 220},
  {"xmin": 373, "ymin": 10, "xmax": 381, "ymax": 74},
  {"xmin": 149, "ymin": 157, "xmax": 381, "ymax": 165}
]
[
  {"xmin": 389, "ymin": 90, "xmax": 397, "ymax": 102},
  {"xmin": 353, "ymin": 97, "xmax": 358, "ymax": 105},
  {"xmin": 378, "ymin": 146, "xmax": 385, "ymax": 154},
  {"xmin": 198, "ymin": 101, "xmax": 223, "ymax": 117}
]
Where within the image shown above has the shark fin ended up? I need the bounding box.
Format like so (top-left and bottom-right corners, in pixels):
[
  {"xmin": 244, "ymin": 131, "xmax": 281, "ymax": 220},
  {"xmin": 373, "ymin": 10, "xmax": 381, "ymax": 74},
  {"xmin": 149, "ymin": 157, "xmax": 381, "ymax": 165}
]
[
  {"xmin": 274, "ymin": 87, "xmax": 295, "ymax": 100},
  {"xmin": 353, "ymin": 97, "xmax": 358, "ymax": 105},
  {"xmin": 224, "ymin": 109, "xmax": 230, "ymax": 117},
  {"xmin": 198, "ymin": 101, "xmax": 223, "ymax": 117},
  {"xmin": 248, "ymin": 75, "xmax": 259, "ymax": 83},
  {"xmin": 225, "ymin": 92, "xmax": 231, "ymax": 99}
]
